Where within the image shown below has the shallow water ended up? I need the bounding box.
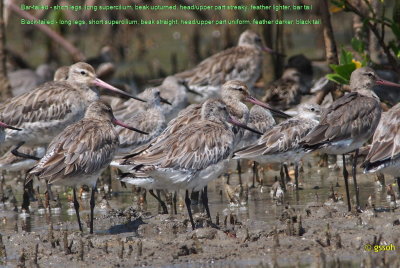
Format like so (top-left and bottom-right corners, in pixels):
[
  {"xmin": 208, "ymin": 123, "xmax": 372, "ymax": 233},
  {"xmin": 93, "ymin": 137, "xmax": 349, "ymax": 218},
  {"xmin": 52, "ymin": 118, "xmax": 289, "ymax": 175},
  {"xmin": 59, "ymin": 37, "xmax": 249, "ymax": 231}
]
[{"xmin": 0, "ymin": 154, "xmax": 392, "ymax": 235}]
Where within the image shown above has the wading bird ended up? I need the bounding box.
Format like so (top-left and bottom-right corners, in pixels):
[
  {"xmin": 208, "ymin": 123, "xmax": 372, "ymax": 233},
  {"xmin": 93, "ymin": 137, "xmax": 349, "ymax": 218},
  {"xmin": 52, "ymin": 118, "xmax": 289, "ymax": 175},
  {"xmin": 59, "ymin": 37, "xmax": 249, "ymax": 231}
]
[
  {"xmin": 300, "ymin": 67, "xmax": 400, "ymax": 211},
  {"xmin": 118, "ymin": 99, "xmax": 261, "ymax": 229},
  {"xmin": 0, "ymin": 62, "xmax": 146, "ymax": 148},
  {"xmin": 234, "ymin": 104, "xmax": 321, "ymax": 190},
  {"xmin": 28, "ymin": 101, "xmax": 148, "ymax": 234},
  {"xmin": 175, "ymin": 30, "xmax": 282, "ymax": 102}
]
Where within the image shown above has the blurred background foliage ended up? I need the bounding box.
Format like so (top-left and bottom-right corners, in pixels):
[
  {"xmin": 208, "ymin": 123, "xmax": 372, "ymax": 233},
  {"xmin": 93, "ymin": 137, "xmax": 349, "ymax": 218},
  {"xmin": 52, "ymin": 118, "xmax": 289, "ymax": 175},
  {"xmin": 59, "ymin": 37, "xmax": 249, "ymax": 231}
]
[
  {"xmin": 328, "ymin": 0, "xmax": 399, "ymax": 85},
  {"xmin": 4, "ymin": 0, "xmax": 398, "ymax": 90}
]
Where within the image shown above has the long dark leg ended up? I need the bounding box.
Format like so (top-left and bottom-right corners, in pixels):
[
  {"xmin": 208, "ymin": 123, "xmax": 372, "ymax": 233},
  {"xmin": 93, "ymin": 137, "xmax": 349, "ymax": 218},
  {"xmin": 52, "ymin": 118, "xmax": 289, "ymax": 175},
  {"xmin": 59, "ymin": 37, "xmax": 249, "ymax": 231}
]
[
  {"xmin": 46, "ymin": 181, "xmax": 52, "ymax": 217},
  {"xmin": 251, "ymin": 162, "xmax": 258, "ymax": 188},
  {"xmin": 173, "ymin": 191, "xmax": 177, "ymax": 215},
  {"xmin": 185, "ymin": 190, "xmax": 195, "ymax": 230},
  {"xmin": 89, "ymin": 186, "xmax": 96, "ymax": 234},
  {"xmin": 190, "ymin": 191, "xmax": 200, "ymax": 205},
  {"xmin": 26, "ymin": 178, "xmax": 36, "ymax": 200},
  {"xmin": 283, "ymin": 164, "xmax": 291, "ymax": 183},
  {"xmin": 149, "ymin": 189, "xmax": 168, "ymax": 214},
  {"xmin": 201, "ymin": 186, "xmax": 211, "ymax": 219},
  {"xmin": 73, "ymin": 188, "xmax": 83, "ymax": 232},
  {"xmin": 397, "ymin": 177, "xmax": 400, "ymax": 195},
  {"xmin": 11, "ymin": 142, "xmax": 41, "ymax": 161},
  {"xmin": 295, "ymin": 162, "xmax": 300, "ymax": 202},
  {"xmin": 237, "ymin": 160, "xmax": 242, "ymax": 185},
  {"xmin": 156, "ymin": 190, "xmax": 162, "ymax": 212},
  {"xmin": 352, "ymin": 149, "xmax": 361, "ymax": 211},
  {"xmin": 279, "ymin": 165, "xmax": 287, "ymax": 192},
  {"xmin": 21, "ymin": 184, "xmax": 30, "ymax": 213},
  {"xmin": 294, "ymin": 162, "xmax": 299, "ymax": 191},
  {"xmin": 342, "ymin": 155, "xmax": 351, "ymax": 212},
  {"xmin": 46, "ymin": 180, "xmax": 54, "ymax": 202}
]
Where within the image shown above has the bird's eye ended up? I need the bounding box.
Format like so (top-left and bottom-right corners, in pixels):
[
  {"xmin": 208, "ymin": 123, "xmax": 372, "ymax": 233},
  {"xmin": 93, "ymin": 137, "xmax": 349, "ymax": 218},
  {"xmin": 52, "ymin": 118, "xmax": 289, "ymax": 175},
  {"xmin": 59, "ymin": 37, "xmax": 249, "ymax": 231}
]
[
  {"xmin": 80, "ymin": 71, "xmax": 86, "ymax": 75},
  {"xmin": 367, "ymin": 73, "xmax": 374, "ymax": 78},
  {"xmin": 311, "ymin": 108, "xmax": 315, "ymax": 112},
  {"xmin": 255, "ymin": 37, "xmax": 261, "ymax": 42},
  {"xmin": 238, "ymin": 87, "xmax": 244, "ymax": 92}
]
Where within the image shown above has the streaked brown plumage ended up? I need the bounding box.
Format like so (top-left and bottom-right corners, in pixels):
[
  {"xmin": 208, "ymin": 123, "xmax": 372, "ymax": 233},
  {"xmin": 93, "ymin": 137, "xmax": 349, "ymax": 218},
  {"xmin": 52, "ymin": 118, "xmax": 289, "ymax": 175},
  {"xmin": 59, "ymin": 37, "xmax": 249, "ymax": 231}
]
[
  {"xmin": 233, "ymin": 104, "xmax": 320, "ymax": 163},
  {"xmin": 301, "ymin": 67, "xmax": 383, "ymax": 155},
  {"xmin": 0, "ymin": 62, "xmax": 143, "ymax": 148},
  {"xmin": 53, "ymin": 66, "xmax": 70, "ymax": 81},
  {"xmin": 243, "ymin": 105, "xmax": 276, "ymax": 144},
  {"xmin": 9, "ymin": 64, "xmax": 54, "ymax": 97},
  {"xmin": 120, "ymin": 80, "xmax": 284, "ymax": 160},
  {"xmin": 28, "ymin": 101, "xmax": 120, "ymax": 187},
  {"xmin": 153, "ymin": 76, "xmax": 188, "ymax": 121},
  {"xmin": 115, "ymin": 88, "xmax": 166, "ymax": 156},
  {"xmin": 112, "ymin": 76, "xmax": 187, "ymax": 123},
  {"xmin": 363, "ymin": 103, "xmax": 400, "ymax": 175},
  {"xmin": 119, "ymin": 99, "xmax": 256, "ymax": 229},
  {"xmin": 175, "ymin": 30, "xmax": 268, "ymax": 102},
  {"xmin": 300, "ymin": 67, "xmax": 400, "ymax": 211},
  {"xmin": 28, "ymin": 101, "xmax": 145, "ymax": 234},
  {"xmin": 262, "ymin": 68, "xmax": 303, "ymax": 110}
]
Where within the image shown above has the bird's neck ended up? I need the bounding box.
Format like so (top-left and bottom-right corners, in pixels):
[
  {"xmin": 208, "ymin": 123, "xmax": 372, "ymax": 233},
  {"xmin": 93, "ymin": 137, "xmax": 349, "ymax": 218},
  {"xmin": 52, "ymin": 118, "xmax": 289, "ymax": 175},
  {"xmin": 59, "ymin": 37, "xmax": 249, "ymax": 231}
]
[
  {"xmin": 238, "ymin": 43, "xmax": 258, "ymax": 50},
  {"xmin": 148, "ymin": 103, "xmax": 164, "ymax": 115},
  {"xmin": 225, "ymin": 100, "xmax": 249, "ymax": 124},
  {"xmin": 77, "ymin": 84, "xmax": 100, "ymax": 103},
  {"xmin": 355, "ymin": 89, "xmax": 380, "ymax": 101}
]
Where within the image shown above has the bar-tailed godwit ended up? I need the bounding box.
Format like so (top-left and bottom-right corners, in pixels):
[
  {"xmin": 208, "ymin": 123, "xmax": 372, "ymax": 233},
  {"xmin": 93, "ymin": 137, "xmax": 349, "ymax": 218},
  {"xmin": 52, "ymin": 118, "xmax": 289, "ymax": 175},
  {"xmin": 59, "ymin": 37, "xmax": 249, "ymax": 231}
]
[
  {"xmin": 362, "ymin": 103, "xmax": 400, "ymax": 192},
  {"xmin": 234, "ymin": 104, "xmax": 321, "ymax": 190},
  {"xmin": 28, "ymin": 101, "xmax": 148, "ymax": 234},
  {"xmin": 175, "ymin": 30, "xmax": 280, "ymax": 102},
  {"xmin": 114, "ymin": 88, "xmax": 167, "ymax": 156},
  {"xmin": 119, "ymin": 99, "xmax": 261, "ymax": 229},
  {"xmin": 0, "ymin": 62, "xmax": 146, "ymax": 148}
]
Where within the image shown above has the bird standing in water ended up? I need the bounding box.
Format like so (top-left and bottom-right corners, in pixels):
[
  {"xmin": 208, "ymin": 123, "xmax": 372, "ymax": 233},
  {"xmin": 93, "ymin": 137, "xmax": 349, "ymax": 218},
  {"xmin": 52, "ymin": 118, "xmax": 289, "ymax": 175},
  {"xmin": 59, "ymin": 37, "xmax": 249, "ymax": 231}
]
[
  {"xmin": 362, "ymin": 103, "xmax": 400, "ymax": 193},
  {"xmin": 234, "ymin": 104, "xmax": 321, "ymax": 191},
  {"xmin": 119, "ymin": 99, "xmax": 262, "ymax": 230},
  {"xmin": 28, "ymin": 101, "xmax": 148, "ymax": 234},
  {"xmin": 301, "ymin": 67, "xmax": 400, "ymax": 211}
]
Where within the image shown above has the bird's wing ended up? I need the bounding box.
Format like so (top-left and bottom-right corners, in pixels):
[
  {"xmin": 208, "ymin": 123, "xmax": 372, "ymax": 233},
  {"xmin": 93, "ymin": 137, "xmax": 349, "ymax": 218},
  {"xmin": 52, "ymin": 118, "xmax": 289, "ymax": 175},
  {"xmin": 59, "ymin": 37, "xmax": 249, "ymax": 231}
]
[
  {"xmin": 117, "ymin": 111, "xmax": 166, "ymax": 148},
  {"xmin": 163, "ymin": 103, "xmax": 202, "ymax": 134},
  {"xmin": 175, "ymin": 46, "xmax": 259, "ymax": 87},
  {"xmin": 364, "ymin": 105, "xmax": 400, "ymax": 164},
  {"xmin": 300, "ymin": 92, "xmax": 381, "ymax": 148},
  {"xmin": 0, "ymin": 81, "xmax": 80, "ymax": 127},
  {"xmin": 130, "ymin": 121, "xmax": 234, "ymax": 171},
  {"xmin": 119, "ymin": 103, "xmax": 202, "ymax": 159},
  {"xmin": 235, "ymin": 118, "xmax": 315, "ymax": 158},
  {"xmin": 29, "ymin": 119, "xmax": 118, "ymax": 183},
  {"xmin": 262, "ymin": 79, "xmax": 301, "ymax": 110}
]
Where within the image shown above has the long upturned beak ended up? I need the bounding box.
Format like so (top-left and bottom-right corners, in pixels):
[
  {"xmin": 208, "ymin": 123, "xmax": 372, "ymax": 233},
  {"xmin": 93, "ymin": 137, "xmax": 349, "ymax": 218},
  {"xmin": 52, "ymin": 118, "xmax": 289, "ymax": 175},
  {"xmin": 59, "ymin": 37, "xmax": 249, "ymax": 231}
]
[
  {"xmin": 376, "ymin": 79, "xmax": 400, "ymax": 88},
  {"xmin": 0, "ymin": 121, "xmax": 21, "ymax": 131},
  {"xmin": 227, "ymin": 117, "xmax": 263, "ymax": 136},
  {"xmin": 262, "ymin": 46, "xmax": 286, "ymax": 57},
  {"xmin": 160, "ymin": 97, "xmax": 172, "ymax": 105},
  {"xmin": 245, "ymin": 96, "xmax": 291, "ymax": 119},
  {"xmin": 112, "ymin": 118, "xmax": 149, "ymax": 135},
  {"xmin": 93, "ymin": 78, "xmax": 147, "ymax": 103}
]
